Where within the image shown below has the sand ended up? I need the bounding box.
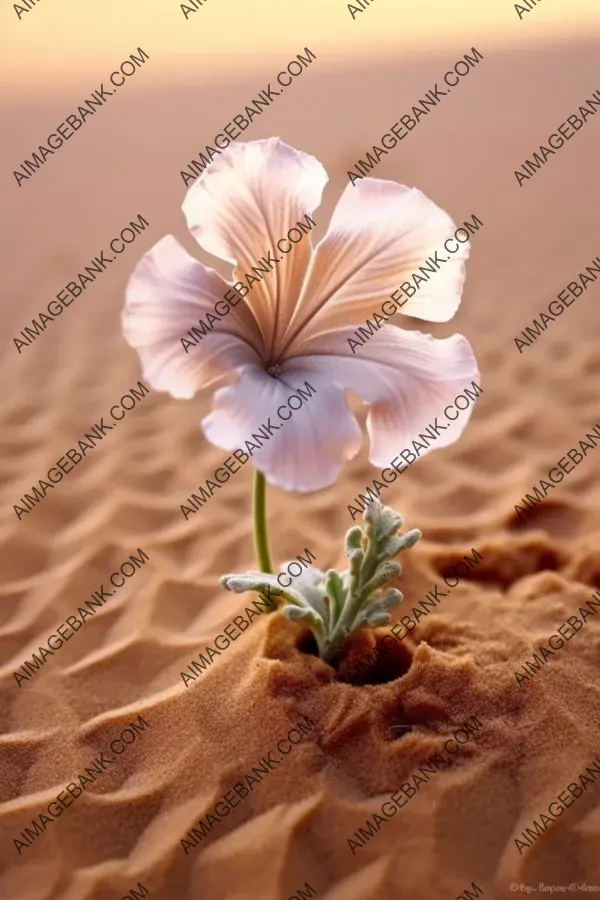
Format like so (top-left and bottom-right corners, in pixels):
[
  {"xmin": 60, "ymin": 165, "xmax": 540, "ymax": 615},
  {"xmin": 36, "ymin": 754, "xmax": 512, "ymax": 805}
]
[{"xmin": 2, "ymin": 31, "xmax": 600, "ymax": 900}]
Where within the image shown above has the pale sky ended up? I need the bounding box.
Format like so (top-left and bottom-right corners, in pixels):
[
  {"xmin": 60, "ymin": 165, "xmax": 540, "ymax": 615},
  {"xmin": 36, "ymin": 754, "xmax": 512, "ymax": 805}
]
[{"xmin": 1, "ymin": 0, "xmax": 599, "ymax": 90}]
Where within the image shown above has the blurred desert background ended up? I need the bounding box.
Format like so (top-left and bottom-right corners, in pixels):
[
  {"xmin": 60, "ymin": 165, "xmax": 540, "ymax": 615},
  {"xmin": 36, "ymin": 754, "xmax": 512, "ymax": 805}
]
[{"xmin": 2, "ymin": 0, "xmax": 600, "ymax": 898}]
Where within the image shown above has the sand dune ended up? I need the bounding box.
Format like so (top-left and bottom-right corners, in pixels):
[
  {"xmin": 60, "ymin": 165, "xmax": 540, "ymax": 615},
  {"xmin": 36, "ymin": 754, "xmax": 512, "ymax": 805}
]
[{"xmin": 2, "ymin": 32, "xmax": 600, "ymax": 900}]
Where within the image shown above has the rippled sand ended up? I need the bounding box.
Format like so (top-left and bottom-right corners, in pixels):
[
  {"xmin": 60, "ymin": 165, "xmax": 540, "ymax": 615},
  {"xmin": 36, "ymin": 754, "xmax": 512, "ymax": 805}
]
[{"xmin": 1, "ymin": 36, "xmax": 600, "ymax": 900}]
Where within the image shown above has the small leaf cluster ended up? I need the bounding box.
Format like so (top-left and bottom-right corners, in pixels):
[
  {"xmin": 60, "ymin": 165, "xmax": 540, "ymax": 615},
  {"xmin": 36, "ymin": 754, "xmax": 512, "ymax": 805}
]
[{"xmin": 221, "ymin": 500, "xmax": 421, "ymax": 665}]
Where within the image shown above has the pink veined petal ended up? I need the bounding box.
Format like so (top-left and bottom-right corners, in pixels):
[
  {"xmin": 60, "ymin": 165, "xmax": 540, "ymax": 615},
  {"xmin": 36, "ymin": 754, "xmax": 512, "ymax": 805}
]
[
  {"xmin": 287, "ymin": 324, "xmax": 480, "ymax": 468},
  {"xmin": 201, "ymin": 365, "xmax": 362, "ymax": 492},
  {"xmin": 182, "ymin": 138, "xmax": 329, "ymax": 359},
  {"xmin": 281, "ymin": 179, "xmax": 470, "ymax": 354},
  {"xmin": 122, "ymin": 235, "xmax": 261, "ymax": 400}
]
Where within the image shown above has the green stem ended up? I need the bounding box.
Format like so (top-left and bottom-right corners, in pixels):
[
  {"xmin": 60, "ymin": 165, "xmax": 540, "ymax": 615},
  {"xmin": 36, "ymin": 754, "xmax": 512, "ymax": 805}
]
[{"xmin": 252, "ymin": 469, "xmax": 273, "ymax": 574}]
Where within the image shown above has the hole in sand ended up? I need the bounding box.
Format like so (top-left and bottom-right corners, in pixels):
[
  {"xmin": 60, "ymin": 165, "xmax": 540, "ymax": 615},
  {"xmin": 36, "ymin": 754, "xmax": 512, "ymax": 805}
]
[
  {"xmin": 507, "ymin": 500, "xmax": 583, "ymax": 538},
  {"xmin": 433, "ymin": 545, "xmax": 560, "ymax": 591},
  {"xmin": 590, "ymin": 572, "xmax": 600, "ymax": 591},
  {"xmin": 294, "ymin": 628, "xmax": 415, "ymax": 685},
  {"xmin": 335, "ymin": 634, "xmax": 415, "ymax": 687},
  {"xmin": 536, "ymin": 550, "xmax": 559, "ymax": 571},
  {"xmin": 297, "ymin": 631, "xmax": 320, "ymax": 658}
]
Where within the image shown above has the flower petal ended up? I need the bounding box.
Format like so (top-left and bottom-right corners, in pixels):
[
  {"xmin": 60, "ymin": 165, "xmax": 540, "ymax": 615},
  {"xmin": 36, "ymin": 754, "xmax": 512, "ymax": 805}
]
[
  {"xmin": 122, "ymin": 235, "xmax": 261, "ymax": 399},
  {"xmin": 288, "ymin": 325, "xmax": 480, "ymax": 468},
  {"xmin": 182, "ymin": 138, "xmax": 328, "ymax": 354},
  {"xmin": 201, "ymin": 365, "xmax": 362, "ymax": 492},
  {"xmin": 282, "ymin": 179, "xmax": 469, "ymax": 352}
]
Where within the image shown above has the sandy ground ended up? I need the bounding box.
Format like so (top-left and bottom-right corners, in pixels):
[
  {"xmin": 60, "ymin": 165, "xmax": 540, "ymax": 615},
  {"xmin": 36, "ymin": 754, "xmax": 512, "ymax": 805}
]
[{"xmin": 2, "ymin": 34, "xmax": 600, "ymax": 900}]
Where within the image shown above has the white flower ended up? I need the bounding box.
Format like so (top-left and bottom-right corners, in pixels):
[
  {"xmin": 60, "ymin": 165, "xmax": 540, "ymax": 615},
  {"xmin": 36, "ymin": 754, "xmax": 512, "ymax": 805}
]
[{"xmin": 122, "ymin": 138, "xmax": 478, "ymax": 492}]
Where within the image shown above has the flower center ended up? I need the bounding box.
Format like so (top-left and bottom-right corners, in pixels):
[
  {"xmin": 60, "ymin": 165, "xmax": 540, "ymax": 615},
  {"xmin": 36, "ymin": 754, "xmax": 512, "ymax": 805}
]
[{"xmin": 267, "ymin": 364, "xmax": 283, "ymax": 378}]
